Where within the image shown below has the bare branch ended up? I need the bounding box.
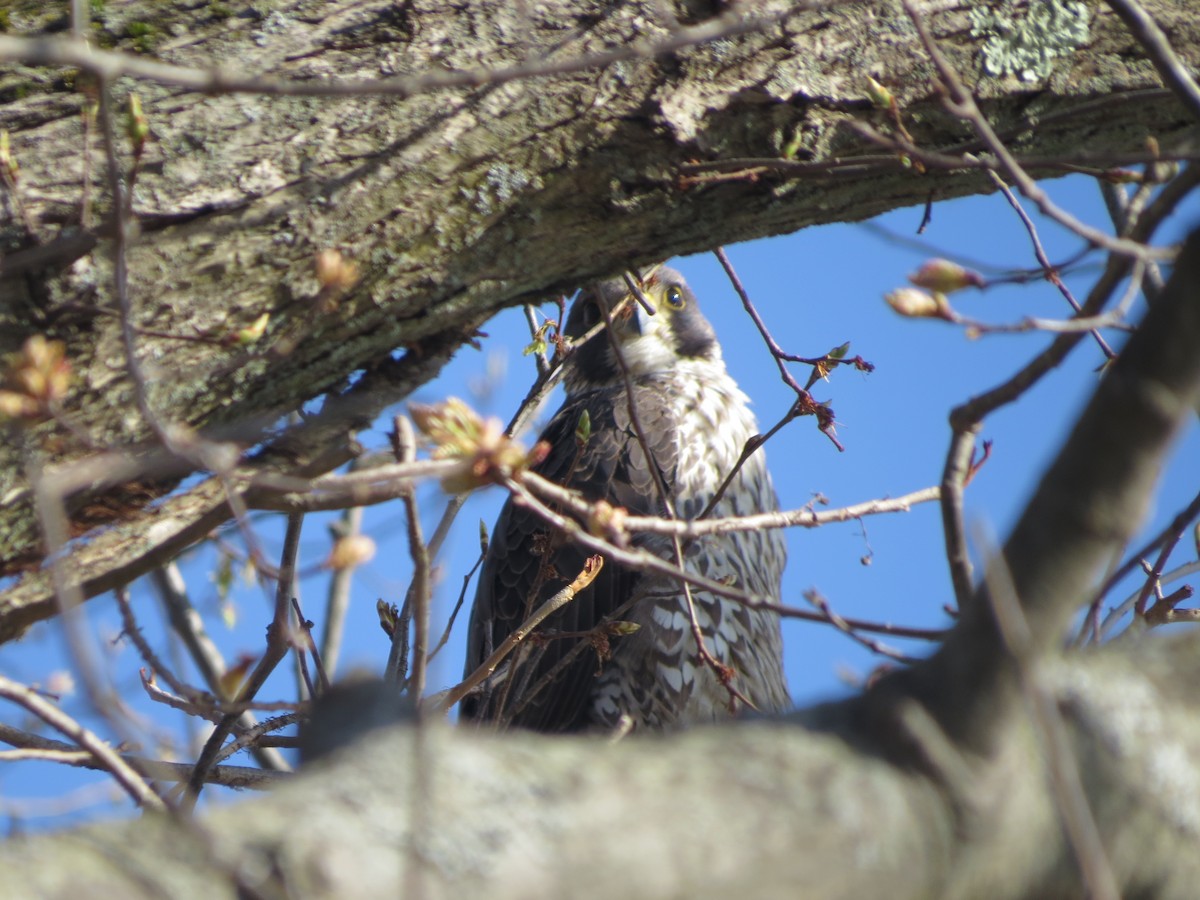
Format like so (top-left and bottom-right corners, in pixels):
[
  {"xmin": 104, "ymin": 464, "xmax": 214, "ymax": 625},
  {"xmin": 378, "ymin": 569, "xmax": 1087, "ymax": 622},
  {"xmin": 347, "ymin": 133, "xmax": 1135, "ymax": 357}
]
[
  {"xmin": 320, "ymin": 505, "xmax": 363, "ymax": 680},
  {"xmin": 0, "ymin": 723, "xmax": 280, "ymax": 791},
  {"xmin": 0, "ymin": 675, "xmax": 164, "ymax": 811},
  {"xmin": 526, "ymin": 472, "xmax": 939, "ymax": 539},
  {"xmin": 987, "ymin": 172, "xmax": 1116, "ymax": 358},
  {"xmin": 802, "ymin": 590, "xmax": 920, "ymax": 663},
  {"xmin": 396, "ymin": 418, "xmax": 433, "ymax": 702},
  {"xmin": 185, "ymin": 511, "xmax": 305, "ymax": 807},
  {"xmin": 152, "ymin": 564, "xmax": 291, "ymax": 773},
  {"xmin": 438, "ymin": 557, "xmax": 604, "ymax": 715}
]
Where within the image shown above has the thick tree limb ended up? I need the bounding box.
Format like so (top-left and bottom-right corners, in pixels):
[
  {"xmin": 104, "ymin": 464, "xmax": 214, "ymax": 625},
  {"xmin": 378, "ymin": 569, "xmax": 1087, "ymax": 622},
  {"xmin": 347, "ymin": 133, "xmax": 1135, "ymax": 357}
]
[
  {"xmin": 0, "ymin": 333, "xmax": 462, "ymax": 643},
  {"xmin": 3, "ymin": 635, "xmax": 1200, "ymax": 899}
]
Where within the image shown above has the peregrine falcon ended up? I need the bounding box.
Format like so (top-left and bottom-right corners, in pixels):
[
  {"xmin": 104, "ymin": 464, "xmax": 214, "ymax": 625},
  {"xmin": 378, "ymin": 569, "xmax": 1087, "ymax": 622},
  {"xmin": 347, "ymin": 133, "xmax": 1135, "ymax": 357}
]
[{"xmin": 460, "ymin": 267, "xmax": 789, "ymax": 731}]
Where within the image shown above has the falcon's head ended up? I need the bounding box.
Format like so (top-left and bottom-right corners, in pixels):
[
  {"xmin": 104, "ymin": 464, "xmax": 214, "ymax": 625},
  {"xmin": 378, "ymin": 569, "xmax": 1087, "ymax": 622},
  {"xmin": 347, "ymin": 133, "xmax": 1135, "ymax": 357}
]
[{"xmin": 563, "ymin": 266, "xmax": 721, "ymax": 395}]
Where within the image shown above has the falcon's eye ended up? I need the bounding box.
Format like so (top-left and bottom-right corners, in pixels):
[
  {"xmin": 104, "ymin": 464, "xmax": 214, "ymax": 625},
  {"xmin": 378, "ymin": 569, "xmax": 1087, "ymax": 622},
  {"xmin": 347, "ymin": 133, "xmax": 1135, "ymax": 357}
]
[{"xmin": 664, "ymin": 285, "xmax": 686, "ymax": 310}]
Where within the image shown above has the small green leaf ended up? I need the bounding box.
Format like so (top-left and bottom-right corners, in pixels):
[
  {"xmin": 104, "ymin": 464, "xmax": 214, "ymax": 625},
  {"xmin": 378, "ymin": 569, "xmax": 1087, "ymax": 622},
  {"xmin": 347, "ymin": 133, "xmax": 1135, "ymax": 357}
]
[
  {"xmin": 126, "ymin": 93, "xmax": 149, "ymax": 145},
  {"xmin": 781, "ymin": 126, "xmax": 804, "ymax": 161},
  {"xmin": 864, "ymin": 76, "xmax": 893, "ymax": 109},
  {"xmin": 376, "ymin": 599, "xmax": 399, "ymax": 639},
  {"xmin": 575, "ymin": 409, "xmax": 591, "ymax": 446},
  {"xmin": 522, "ymin": 321, "xmax": 556, "ymax": 357},
  {"xmin": 212, "ymin": 554, "xmax": 234, "ymax": 600}
]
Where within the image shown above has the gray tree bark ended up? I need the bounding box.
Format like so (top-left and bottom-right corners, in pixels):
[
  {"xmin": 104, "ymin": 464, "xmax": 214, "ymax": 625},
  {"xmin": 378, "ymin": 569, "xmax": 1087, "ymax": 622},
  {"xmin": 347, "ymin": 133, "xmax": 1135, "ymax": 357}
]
[{"xmin": 2, "ymin": 1, "xmax": 1200, "ymax": 896}]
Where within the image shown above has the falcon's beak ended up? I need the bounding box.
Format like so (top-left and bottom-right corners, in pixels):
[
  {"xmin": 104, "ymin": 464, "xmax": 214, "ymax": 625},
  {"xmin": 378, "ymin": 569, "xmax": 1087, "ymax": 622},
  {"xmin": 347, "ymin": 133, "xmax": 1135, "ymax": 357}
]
[
  {"xmin": 625, "ymin": 278, "xmax": 658, "ymax": 335},
  {"xmin": 627, "ymin": 300, "xmax": 648, "ymax": 337},
  {"xmin": 606, "ymin": 293, "xmax": 645, "ymax": 339},
  {"xmin": 584, "ymin": 270, "xmax": 660, "ymax": 343}
]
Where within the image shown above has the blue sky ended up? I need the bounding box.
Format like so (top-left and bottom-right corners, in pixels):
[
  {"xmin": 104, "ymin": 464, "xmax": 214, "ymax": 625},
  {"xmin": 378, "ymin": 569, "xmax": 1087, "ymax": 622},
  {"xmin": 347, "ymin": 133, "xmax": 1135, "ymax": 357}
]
[{"xmin": 3, "ymin": 175, "xmax": 1198, "ymax": 828}]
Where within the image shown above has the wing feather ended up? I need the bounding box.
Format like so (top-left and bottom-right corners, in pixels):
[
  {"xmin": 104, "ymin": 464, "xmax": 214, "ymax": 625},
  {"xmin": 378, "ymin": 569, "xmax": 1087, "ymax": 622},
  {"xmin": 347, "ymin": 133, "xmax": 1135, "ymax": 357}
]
[{"xmin": 461, "ymin": 382, "xmax": 677, "ymax": 731}]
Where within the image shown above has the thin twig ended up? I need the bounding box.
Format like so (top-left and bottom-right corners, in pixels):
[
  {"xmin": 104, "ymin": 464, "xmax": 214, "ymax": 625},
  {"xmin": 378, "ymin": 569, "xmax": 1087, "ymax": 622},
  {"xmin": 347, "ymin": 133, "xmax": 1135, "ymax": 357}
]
[
  {"xmin": 97, "ymin": 80, "xmax": 158, "ymax": 433},
  {"xmin": 0, "ymin": 748, "xmax": 93, "ymax": 763},
  {"xmin": 523, "ymin": 304, "xmax": 551, "ymax": 376},
  {"xmin": 680, "ymin": 143, "xmax": 1200, "ymax": 190},
  {"xmin": 500, "ymin": 597, "xmax": 641, "ymax": 725},
  {"xmin": 504, "ymin": 470, "xmax": 945, "ymax": 690},
  {"xmin": 115, "ymin": 587, "xmax": 191, "ymax": 698},
  {"xmin": 525, "ymin": 471, "xmax": 940, "ymax": 539},
  {"xmin": 803, "ymin": 590, "xmax": 921, "ymax": 662},
  {"xmin": 152, "ymin": 564, "xmax": 290, "ymax": 772},
  {"xmin": 0, "ymin": 722, "xmax": 279, "ymax": 791},
  {"xmin": 402, "ymin": 474, "xmax": 432, "ymax": 703},
  {"xmin": 428, "ymin": 540, "xmax": 487, "ymax": 662},
  {"xmin": 937, "ymin": 304, "xmax": 1136, "ymax": 337},
  {"xmin": 320, "ymin": 505, "xmax": 362, "ymax": 679},
  {"xmin": 622, "ymin": 270, "xmax": 660, "ymax": 316},
  {"xmin": 385, "ymin": 415, "xmax": 430, "ymax": 697},
  {"xmin": 185, "ymin": 511, "xmax": 305, "ymax": 809},
  {"xmin": 140, "ymin": 677, "xmax": 303, "ymax": 720},
  {"xmin": 507, "ymin": 473, "xmax": 879, "ymax": 619},
  {"xmin": 290, "ymin": 597, "xmax": 322, "ymax": 699},
  {"xmin": 767, "ymin": 601, "xmax": 947, "ymax": 640},
  {"xmin": 0, "ymin": 674, "xmax": 165, "ymax": 811},
  {"xmin": 1098, "ymin": 181, "xmax": 1165, "ymax": 303},
  {"xmin": 437, "ymin": 556, "xmax": 603, "ymax": 714},
  {"xmin": 860, "ymin": 219, "xmax": 1097, "ymax": 281},
  {"xmin": 715, "ymin": 247, "xmax": 847, "ymax": 452},
  {"xmin": 987, "ymin": 172, "xmax": 1115, "ymax": 359},
  {"xmin": 213, "ymin": 713, "xmax": 304, "ymax": 766}
]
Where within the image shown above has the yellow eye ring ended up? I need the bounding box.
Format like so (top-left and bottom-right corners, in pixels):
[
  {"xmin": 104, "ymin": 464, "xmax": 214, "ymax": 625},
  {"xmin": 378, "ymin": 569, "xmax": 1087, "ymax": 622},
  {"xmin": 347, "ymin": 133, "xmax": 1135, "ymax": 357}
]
[{"xmin": 665, "ymin": 285, "xmax": 685, "ymax": 309}]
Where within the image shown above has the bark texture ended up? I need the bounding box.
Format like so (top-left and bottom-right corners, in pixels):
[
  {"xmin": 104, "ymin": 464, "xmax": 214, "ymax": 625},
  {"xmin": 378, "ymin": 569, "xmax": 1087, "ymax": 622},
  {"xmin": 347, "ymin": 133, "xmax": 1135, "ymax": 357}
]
[{"xmin": 3, "ymin": 637, "xmax": 1200, "ymax": 900}]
